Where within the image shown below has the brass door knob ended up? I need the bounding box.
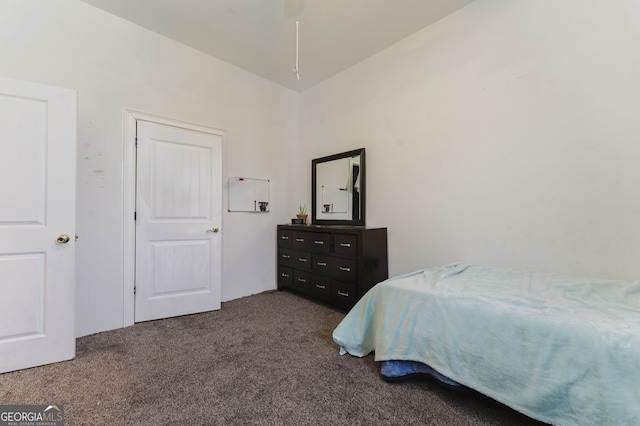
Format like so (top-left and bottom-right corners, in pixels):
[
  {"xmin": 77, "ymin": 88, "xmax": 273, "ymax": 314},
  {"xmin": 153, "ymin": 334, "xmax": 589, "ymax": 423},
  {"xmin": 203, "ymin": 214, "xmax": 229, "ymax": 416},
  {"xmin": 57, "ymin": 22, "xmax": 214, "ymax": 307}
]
[
  {"xmin": 56, "ymin": 234, "xmax": 71, "ymax": 244},
  {"xmin": 206, "ymin": 227, "xmax": 220, "ymax": 233}
]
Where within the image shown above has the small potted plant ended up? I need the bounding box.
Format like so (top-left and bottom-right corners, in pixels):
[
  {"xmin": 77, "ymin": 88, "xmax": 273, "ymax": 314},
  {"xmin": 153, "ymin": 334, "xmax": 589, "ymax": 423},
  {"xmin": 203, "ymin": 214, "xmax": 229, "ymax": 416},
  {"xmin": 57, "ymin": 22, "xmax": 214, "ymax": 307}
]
[{"xmin": 296, "ymin": 203, "xmax": 308, "ymax": 224}]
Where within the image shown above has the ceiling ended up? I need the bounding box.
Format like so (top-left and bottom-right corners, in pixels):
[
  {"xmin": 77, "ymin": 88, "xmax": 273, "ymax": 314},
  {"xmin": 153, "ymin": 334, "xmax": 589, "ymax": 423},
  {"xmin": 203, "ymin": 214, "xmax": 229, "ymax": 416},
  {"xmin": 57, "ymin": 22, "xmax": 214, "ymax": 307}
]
[{"xmin": 79, "ymin": 0, "xmax": 476, "ymax": 92}]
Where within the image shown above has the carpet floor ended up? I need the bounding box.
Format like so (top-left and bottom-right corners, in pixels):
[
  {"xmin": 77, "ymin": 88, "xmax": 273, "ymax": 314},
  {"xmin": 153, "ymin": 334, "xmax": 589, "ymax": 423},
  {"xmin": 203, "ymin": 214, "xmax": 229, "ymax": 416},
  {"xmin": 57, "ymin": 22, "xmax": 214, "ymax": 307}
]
[{"xmin": 0, "ymin": 290, "xmax": 546, "ymax": 425}]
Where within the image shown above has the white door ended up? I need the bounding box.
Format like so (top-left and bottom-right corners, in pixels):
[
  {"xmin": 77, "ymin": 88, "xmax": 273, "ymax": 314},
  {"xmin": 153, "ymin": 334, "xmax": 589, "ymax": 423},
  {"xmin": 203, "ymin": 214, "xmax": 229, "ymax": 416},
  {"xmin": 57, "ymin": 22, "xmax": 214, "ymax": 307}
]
[
  {"xmin": 135, "ymin": 121, "xmax": 222, "ymax": 322},
  {"xmin": 0, "ymin": 77, "xmax": 76, "ymax": 373}
]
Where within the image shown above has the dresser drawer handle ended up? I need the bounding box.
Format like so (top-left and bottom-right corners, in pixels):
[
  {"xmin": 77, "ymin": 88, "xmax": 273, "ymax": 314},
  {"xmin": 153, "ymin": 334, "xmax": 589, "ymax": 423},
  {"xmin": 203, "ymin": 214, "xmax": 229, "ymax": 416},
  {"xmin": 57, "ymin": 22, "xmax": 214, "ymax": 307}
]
[
  {"xmin": 295, "ymin": 238, "xmax": 304, "ymax": 242},
  {"xmin": 298, "ymin": 278, "xmax": 307, "ymax": 283},
  {"xmin": 339, "ymin": 266, "xmax": 351, "ymax": 272},
  {"xmin": 337, "ymin": 291, "xmax": 350, "ymax": 297},
  {"xmin": 281, "ymin": 235, "xmax": 289, "ymax": 240},
  {"xmin": 316, "ymin": 262, "xmax": 327, "ymax": 267},
  {"xmin": 315, "ymin": 284, "xmax": 326, "ymax": 289},
  {"xmin": 282, "ymin": 254, "xmax": 290, "ymax": 259},
  {"xmin": 281, "ymin": 273, "xmax": 290, "ymax": 278},
  {"xmin": 314, "ymin": 240, "xmax": 324, "ymax": 245},
  {"xmin": 340, "ymin": 243, "xmax": 351, "ymax": 248},
  {"xmin": 299, "ymin": 258, "xmax": 308, "ymax": 262}
]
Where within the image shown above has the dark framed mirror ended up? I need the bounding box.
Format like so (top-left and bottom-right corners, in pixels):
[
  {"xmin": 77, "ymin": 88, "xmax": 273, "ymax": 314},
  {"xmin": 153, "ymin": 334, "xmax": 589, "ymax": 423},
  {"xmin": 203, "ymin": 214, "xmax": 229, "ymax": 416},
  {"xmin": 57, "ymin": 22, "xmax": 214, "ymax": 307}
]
[{"xmin": 312, "ymin": 148, "xmax": 365, "ymax": 226}]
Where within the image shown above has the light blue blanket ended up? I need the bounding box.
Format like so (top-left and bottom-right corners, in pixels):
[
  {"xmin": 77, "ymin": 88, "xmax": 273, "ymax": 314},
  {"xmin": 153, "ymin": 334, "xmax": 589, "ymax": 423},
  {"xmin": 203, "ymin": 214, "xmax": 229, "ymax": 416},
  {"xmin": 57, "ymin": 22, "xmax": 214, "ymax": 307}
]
[{"xmin": 332, "ymin": 264, "xmax": 640, "ymax": 426}]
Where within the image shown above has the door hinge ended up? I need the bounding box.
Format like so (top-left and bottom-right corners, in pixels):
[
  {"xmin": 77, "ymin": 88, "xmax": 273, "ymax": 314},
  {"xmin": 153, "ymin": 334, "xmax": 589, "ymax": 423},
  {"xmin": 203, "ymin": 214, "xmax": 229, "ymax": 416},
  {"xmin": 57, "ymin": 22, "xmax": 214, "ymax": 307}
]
[
  {"xmin": 135, "ymin": 137, "xmax": 138, "ymax": 147},
  {"xmin": 134, "ymin": 286, "xmax": 136, "ymax": 295},
  {"xmin": 134, "ymin": 211, "xmax": 137, "ymax": 220}
]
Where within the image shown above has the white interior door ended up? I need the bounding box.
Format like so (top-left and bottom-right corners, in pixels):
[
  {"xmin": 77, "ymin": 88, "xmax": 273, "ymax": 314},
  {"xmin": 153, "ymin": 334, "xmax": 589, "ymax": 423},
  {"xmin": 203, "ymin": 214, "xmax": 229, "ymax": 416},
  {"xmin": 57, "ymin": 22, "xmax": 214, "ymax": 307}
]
[
  {"xmin": 0, "ymin": 77, "xmax": 76, "ymax": 373},
  {"xmin": 135, "ymin": 120, "xmax": 222, "ymax": 322}
]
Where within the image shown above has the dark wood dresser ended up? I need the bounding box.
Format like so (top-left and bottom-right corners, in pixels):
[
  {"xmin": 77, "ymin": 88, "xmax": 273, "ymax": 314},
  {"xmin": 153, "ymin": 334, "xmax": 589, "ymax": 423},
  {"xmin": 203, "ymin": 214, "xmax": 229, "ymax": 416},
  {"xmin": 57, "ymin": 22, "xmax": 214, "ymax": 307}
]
[{"xmin": 277, "ymin": 224, "xmax": 388, "ymax": 309}]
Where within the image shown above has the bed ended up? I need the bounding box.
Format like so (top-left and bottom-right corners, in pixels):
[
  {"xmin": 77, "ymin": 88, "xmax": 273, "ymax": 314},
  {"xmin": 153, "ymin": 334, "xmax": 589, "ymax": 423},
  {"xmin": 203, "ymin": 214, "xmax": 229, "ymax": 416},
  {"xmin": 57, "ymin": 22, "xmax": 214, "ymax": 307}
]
[{"xmin": 332, "ymin": 263, "xmax": 640, "ymax": 426}]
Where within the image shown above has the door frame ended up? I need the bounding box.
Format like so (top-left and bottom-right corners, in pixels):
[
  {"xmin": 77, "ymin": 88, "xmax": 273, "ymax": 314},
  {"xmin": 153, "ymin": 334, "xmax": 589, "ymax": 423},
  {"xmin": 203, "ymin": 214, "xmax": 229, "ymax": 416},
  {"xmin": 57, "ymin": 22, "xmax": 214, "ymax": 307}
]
[{"xmin": 122, "ymin": 108, "xmax": 225, "ymax": 327}]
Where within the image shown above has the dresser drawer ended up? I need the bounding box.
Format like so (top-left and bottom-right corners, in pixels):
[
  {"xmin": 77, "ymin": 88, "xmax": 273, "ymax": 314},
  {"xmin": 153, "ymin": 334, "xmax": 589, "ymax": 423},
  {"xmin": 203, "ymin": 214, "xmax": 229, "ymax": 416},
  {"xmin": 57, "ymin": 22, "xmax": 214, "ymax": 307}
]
[
  {"xmin": 292, "ymin": 250, "xmax": 311, "ymax": 270},
  {"xmin": 332, "ymin": 257, "xmax": 357, "ymax": 282},
  {"xmin": 332, "ymin": 281, "xmax": 357, "ymax": 307},
  {"xmin": 291, "ymin": 231, "xmax": 310, "ymax": 250},
  {"xmin": 278, "ymin": 248, "xmax": 295, "ymax": 267},
  {"xmin": 292, "ymin": 270, "xmax": 311, "ymax": 292},
  {"xmin": 278, "ymin": 267, "xmax": 293, "ymax": 287},
  {"xmin": 278, "ymin": 229, "xmax": 292, "ymax": 247},
  {"xmin": 309, "ymin": 274, "xmax": 331, "ymax": 302},
  {"xmin": 311, "ymin": 253, "xmax": 331, "ymax": 273},
  {"xmin": 308, "ymin": 232, "xmax": 331, "ymax": 253},
  {"xmin": 334, "ymin": 234, "xmax": 357, "ymax": 256}
]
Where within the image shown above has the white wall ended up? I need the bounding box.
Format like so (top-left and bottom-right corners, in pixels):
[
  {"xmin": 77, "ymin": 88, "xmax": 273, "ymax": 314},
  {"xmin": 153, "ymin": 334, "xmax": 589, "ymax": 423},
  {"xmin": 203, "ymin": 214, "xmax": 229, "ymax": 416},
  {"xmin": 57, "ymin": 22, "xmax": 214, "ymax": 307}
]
[
  {"xmin": 0, "ymin": 0, "xmax": 297, "ymax": 336},
  {"xmin": 3, "ymin": 0, "xmax": 639, "ymax": 337},
  {"xmin": 299, "ymin": 0, "xmax": 640, "ymax": 281}
]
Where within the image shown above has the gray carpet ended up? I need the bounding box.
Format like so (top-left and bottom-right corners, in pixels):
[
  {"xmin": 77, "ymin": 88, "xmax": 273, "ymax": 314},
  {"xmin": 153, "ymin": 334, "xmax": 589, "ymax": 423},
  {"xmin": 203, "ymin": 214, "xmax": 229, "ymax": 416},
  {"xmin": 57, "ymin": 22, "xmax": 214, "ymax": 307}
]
[{"xmin": 0, "ymin": 290, "xmax": 546, "ymax": 425}]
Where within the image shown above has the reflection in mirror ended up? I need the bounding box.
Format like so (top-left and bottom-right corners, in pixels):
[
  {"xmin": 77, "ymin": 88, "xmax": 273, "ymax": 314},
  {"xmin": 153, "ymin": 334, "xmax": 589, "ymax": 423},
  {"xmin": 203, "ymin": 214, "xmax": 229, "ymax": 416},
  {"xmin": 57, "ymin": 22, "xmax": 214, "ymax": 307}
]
[{"xmin": 312, "ymin": 148, "xmax": 365, "ymax": 226}]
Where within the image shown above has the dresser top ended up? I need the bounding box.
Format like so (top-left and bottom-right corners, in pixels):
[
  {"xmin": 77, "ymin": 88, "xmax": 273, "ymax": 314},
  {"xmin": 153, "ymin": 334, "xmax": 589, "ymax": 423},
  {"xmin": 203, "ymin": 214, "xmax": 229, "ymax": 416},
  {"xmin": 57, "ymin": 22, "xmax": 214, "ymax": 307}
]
[{"xmin": 278, "ymin": 224, "xmax": 386, "ymax": 231}]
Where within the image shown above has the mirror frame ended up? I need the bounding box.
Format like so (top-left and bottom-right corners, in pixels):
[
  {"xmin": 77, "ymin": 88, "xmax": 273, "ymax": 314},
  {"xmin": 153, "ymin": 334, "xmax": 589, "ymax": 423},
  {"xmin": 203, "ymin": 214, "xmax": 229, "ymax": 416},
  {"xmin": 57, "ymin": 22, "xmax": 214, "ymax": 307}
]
[{"xmin": 312, "ymin": 148, "xmax": 365, "ymax": 226}]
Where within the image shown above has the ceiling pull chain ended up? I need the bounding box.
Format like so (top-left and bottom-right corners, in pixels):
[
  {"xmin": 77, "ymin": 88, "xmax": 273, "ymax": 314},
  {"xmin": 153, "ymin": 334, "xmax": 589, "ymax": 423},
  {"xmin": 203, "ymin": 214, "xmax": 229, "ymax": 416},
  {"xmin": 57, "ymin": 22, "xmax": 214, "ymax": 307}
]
[{"xmin": 293, "ymin": 20, "xmax": 300, "ymax": 80}]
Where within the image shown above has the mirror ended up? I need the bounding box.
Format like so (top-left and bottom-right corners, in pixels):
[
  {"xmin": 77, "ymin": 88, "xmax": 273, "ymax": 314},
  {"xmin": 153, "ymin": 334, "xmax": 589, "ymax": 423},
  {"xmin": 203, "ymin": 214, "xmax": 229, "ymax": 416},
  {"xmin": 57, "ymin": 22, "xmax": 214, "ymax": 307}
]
[{"xmin": 312, "ymin": 148, "xmax": 365, "ymax": 226}]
